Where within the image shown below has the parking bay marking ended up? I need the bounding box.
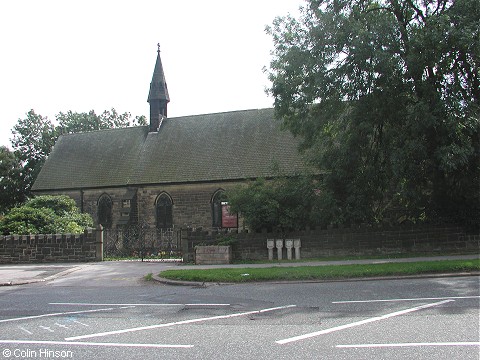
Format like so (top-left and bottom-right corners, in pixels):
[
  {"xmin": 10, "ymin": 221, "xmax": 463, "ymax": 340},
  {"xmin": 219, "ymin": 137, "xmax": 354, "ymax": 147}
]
[
  {"xmin": 65, "ymin": 305, "xmax": 297, "ymax": 341},
  {"xmin": 337, "ymin": 342, "xmax": 480, "ymax": 348},
  {"xmin": 0, "ymin": 307, "xmax": 131, "ymax": 324},
  {"xmin": 276, "ymin": 300, "xmax": 453, "ymax": 345},
  {"xmin": 18, "ymin": 327, "xmax": 33, "ymax": 335},
  {"xmin": 0, "ymin": 340, "xmax": 193, "ymax": 349},
  {"xmin": 50, "ymin": 302, "xmax": 231, "ymax": 307},
  {"xmin": 332, "ymin": 295, "xmax": 480, "ymax": 304}
]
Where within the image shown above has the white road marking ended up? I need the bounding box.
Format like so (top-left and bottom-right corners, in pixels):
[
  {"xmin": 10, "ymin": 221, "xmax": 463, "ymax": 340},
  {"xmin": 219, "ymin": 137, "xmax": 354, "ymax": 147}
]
[
  {"xmin": 39, "ymin": 326, "xmax": 54, "ymax": 333},
  {"xmin": 66, "ymin": 305, "xmax": 297, "ymax": 341},
  {"xmin": 276, "ymin": 300, "xmax": 453, "ymax": 345},
  {"xmin": 73, "ymin": 320, "xmax": 89, "ymax": 327},
  {"xmin": 0, "ymin": 307, "xmax": 119, "ymax": 324},
  {"xmin": 0, "ymin": 340, "xmax": 193, "ymax": 349},
  {"xmin": 337, "ymin": 342, "xmax": 480, "ymax": 348},
  {"xmin": 332, "ymin": 296, "xmax": 480, "ymax": 304},
  {"xmin": 50, "ymin": 302, "xmax": 231, "ymax": 307},
  {"xmin": 18, "ymin": 327, "xmax": 32, "ymax": 335},
  {"xmin": 55, "ymin": 323, "xmax": 70, "ymax": 329}
]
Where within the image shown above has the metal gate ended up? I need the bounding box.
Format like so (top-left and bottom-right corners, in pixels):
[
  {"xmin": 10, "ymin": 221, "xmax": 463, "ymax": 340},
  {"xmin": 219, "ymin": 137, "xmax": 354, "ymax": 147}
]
[{"xmin": 103, "ymin": 225, "xmax": 182, "ymax": 261}]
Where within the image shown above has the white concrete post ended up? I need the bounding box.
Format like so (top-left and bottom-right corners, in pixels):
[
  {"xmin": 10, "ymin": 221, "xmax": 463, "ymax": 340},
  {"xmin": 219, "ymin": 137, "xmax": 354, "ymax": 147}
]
[
  {"xmin": 95, "ymin": 225, "xmax": 104, "ymax": 262},
  {"xmin": 267, "ymin": 239, "xmax": 275, "ymax": 261},
  {"xmin": 285, "ymin": 239, "xmax": 294, "ymax": 260},
  {"xmin": 293, "ymin": 239, "xmax": 301, "ymax": 260},
  {"xmin": 276, "ymin": 239, "xmax": 284, "ymax": 260}
]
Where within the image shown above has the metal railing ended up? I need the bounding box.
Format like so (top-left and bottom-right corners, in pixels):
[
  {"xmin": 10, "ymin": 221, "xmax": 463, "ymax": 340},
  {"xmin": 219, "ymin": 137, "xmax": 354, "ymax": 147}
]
[{"xmin": 103, "ymin": 225, "xmax": 181, "ymax": 261}]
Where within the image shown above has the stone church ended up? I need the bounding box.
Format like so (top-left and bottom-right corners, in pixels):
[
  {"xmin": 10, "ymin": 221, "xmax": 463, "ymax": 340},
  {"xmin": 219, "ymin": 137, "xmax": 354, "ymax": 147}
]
[{"xmin": 32, "ymin": 48, "xmax": 306, "ymax": 231}]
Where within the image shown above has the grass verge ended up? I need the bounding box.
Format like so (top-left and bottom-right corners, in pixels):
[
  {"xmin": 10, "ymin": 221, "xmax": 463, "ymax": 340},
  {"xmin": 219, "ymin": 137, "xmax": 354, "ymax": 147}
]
[
  {"xmin": 230, "ymin": 251, "xmax": 477, "ymax": 264},
  {"xmin": 158, "ymin": 259, "xmax": 479, "ymax": 283},
  {"xmin": 144, "ymin": 273, "xmax": 153, "ymax": 281}
]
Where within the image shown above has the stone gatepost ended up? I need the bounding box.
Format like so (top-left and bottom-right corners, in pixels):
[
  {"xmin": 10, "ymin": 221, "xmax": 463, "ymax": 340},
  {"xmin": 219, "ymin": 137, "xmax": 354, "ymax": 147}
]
[
  {"xmin": 294, "ymin": 239, "xmax": 301, "ymax": 260},
  {"xmin": 285, "ymin": 239, "xmax": 294, "ymax": 260},
  {"xmin": 95, "ymin": 225, "xmax": 104, "ymax": 261},
  {"xmin": 276, "ymin": 239, "xmax": 284, "ymax": 261},
  {"xmin": 267, "ymin": 239, "xmax": 275, "ymax": 261}
]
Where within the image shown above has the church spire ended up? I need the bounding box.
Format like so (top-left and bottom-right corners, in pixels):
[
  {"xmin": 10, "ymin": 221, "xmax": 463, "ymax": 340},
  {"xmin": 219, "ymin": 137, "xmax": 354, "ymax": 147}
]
[{"xmin": 148, "ymin": 44, "xmax": 170, "ymax": 132}]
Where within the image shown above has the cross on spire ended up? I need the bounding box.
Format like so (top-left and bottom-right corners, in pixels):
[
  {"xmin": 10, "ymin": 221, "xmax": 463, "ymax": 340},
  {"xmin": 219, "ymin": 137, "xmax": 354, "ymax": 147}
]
[{"xmin": 157, "ymin": 43, "xmax": 161, "ymax": 53}]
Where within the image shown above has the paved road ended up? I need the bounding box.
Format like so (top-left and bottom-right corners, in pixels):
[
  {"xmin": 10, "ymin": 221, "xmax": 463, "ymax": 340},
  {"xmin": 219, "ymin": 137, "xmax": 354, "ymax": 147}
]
[{"xmin": 0, "ymin": 261, "xmax": 478, "ymax": 359}]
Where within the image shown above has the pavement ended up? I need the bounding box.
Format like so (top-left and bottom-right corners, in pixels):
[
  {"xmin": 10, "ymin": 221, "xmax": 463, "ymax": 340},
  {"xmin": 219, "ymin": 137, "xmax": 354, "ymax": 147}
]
[
  {"xmin": 0, "ymin": 263, "xmax": 87, "ymax": 286},
  {"xmin": 1, "ymin": 254, "xmax": 478, "ymax": 287}
]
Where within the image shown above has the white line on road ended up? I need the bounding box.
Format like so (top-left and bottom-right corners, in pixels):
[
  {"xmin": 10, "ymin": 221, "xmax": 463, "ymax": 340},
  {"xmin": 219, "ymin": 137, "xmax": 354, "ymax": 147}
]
[
  {"xmin": 55, "ymin": 323, "xmax": 70, "ymax": 329},
  {"xmin": 276, "ymin": 300, "xmax": 453, "ymax": 345},
  {"xmin": 332, "ymin": 296, "xmax": 480, "ymax": 304},
  {"xmin": 73, "ymin": 320, "xmax": 89, "ymax": 327},
  {"xmin": 39, "ymin": 326, "xmax": 54, "ymax": 333},
  {"xmin": 50, "ymin": 302, "xmax": 231, "ymax": 307},
  {"xmin": 18, "ymin": 327, "xmax": 32, "ymax": 335},
  {"xmin": 337, "ymin": 342, "xmax": 480, "ymax": 348},
  {"xmin": 0, "ymin": 307, "xmax": 119, "ymax": 324},
  {"xmin": 0, "ymin": 340, "xmax": 193, "ymax": 349},
  {"xmin": 66, "ymin": 305, "xmax": 297, "ymax": 341}
]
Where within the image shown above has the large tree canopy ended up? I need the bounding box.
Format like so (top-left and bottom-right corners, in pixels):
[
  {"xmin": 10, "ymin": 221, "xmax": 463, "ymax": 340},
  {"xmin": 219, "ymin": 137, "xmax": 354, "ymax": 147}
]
[
  {"xmin": 0, "ymin": 146, "xmax": 25, "ymax": 213},
  {"xmin": 55, "ymin": 108, "xmax": 146, "ymax": 135},
  {"xmin": 10, "ymin": 110, "xmax": 57, "ymax": 201},
  {"xmin": 267, "ymin": 0, "xmax": 479, "ymax": 226}
]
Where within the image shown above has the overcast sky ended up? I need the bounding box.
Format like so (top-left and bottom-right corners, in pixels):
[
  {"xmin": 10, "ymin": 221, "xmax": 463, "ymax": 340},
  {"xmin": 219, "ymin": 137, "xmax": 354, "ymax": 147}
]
[{"xmin": 0, "ymin": 0, "xmax": 303, "ymax": 148}]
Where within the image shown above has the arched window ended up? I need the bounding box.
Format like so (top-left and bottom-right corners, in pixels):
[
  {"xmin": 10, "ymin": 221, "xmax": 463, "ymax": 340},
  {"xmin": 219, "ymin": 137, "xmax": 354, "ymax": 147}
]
[
  {"xmin": 211, "ymin": 189, "xmax": 226, "ymax": 228},
  {"xmin": 97, "ymin": 194, "xmax": 113, "ymax": 229},
  {"xmin": 156, "ymin": 193, "xmax": 173, "ymax": 229}
]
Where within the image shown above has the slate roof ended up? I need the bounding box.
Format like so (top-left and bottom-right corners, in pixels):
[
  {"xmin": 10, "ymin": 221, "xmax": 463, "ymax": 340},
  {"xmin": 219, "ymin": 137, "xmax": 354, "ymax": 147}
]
[{"xmin": 32, "ymin": 108, "xmax": 306, "ymax": 191}]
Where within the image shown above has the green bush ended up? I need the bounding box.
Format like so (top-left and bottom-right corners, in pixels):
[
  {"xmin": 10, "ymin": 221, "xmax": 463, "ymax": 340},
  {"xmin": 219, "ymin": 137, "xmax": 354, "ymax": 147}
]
[
  {"xmin": 26, "ymin": 195, "xmax": 79, "ymax": 216},
  {"xmin": 0, "ymin": 195, "xmax": 93, "ymax": 235},
  {"xmin": 227, "ymin": 175, "xmax": 318, "ymax": 232}
]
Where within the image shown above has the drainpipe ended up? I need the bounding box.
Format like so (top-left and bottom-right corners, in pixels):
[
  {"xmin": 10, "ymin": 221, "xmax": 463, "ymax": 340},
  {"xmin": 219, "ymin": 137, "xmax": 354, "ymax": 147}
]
[{"xmin": 80, "ymin": 189, "xmax": 84, "ymax": 213}]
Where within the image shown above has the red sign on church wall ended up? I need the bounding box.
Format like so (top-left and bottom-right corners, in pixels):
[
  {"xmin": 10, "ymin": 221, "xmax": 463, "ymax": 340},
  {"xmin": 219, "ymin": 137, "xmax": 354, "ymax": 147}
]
[{"xmin": 221, "ymin": 202, "xmax": 238, "ymax": 228}]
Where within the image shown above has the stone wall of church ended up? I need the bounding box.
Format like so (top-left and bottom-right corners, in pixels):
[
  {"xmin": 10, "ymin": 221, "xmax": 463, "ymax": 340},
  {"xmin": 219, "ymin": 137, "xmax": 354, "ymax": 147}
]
[
  {"xmin": 81, "ymin": 188, "xmax": 139, "ymax": 228},
  {"xmin": 35, "ymin": 188, "xmax": 136, "ymax": 228},
  {"xmin": 36, "ymin": 181, "xmax": 244, "ymax": 230},
  {"xmin": 136, "ymin": 181, "xmax": 242, "ymax": 230}
]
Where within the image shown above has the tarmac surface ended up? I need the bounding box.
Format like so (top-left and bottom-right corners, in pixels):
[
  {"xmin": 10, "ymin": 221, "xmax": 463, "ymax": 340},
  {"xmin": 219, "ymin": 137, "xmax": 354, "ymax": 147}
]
[{"xmin": 1, "ymin": 254, "xmax": 478, "ymax": 286}]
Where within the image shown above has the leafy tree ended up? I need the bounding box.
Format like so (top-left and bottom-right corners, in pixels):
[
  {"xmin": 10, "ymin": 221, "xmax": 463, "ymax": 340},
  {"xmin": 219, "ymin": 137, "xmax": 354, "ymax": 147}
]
[
  {"xmin": 56, "ymin": 108, "xmax": 146, "ymax": 135},
  {"xmin": 227, "ymin": 175, "xmax": 318, "ymax": 232},
  {"xmin": 0, "ymin": 146, "xmax": 26, "ymax": 213},
  {"xmin": 0, "ymin": 195, "xmax": 93, "ymax": 235},
  {"xmin": 10, "ymin": 110, "xmax": 56, "ymax": 198},
  {"xmin": 266, "ymin": 0, "xmax": 479, "ymax": 226}
]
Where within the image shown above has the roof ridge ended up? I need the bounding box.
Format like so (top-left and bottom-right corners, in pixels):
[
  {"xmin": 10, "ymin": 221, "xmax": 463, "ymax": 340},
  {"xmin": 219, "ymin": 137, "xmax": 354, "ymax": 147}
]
[
  {"xmin": 169, "ymin": 107, "xmax": 274, "ymax": 120},
  {"xmin": 57, "ymin": 125, "xmax": 149, "ymax": 138}
]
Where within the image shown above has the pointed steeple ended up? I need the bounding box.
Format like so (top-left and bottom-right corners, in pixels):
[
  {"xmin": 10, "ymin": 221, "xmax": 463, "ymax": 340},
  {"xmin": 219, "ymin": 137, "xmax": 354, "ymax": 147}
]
[{"xmin": 148, "ymin": 44, "xmax": 170, "ymax": 132}]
